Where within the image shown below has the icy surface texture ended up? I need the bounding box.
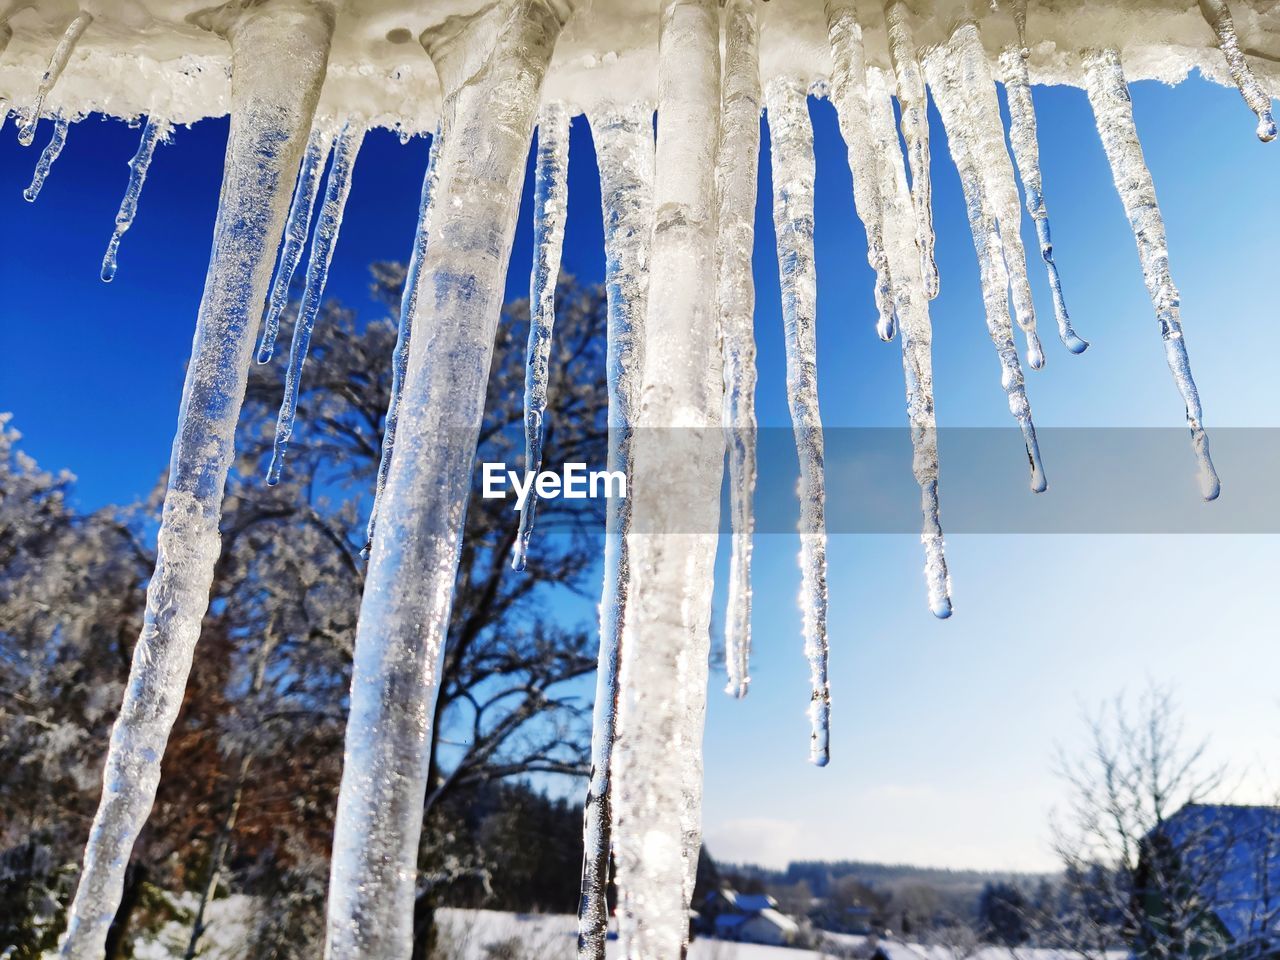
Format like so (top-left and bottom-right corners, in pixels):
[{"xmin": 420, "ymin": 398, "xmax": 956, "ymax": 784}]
[
  {"xmin": 1083, "ymin": 48, "xmax": 1220, "ymax": 501},
  {"xmin": 23, "ymin": 113, "xmax": 68, "ymax": 201},
  {"xmin": 716, "ymin": 0, "xmax": 760, "ymax": 702},
  {"xmin": 513, "ymin": 100, "xmax": 571, "ymax": 572},
  {"xmin": 323, "ymin": 2, "xmax": 573, "ymax": 956},
  {"xmin": 578, "ymin": 100, "xmax": 654, "ymax": 960},
  {"xmin": 55, "ymin": 5, "xmax": 335, "ymax": 957},
  {"xmin": 611, "ymin": 0, "xmax": 722, "ymax": 954},
  {"xmin": 101, "ymin": 117, "xmax": 168, "ymax": 283},
  {"xmin": 1199, "ymin": 0, "xmax": 1277, "ymax": 141},
  {"xmin": 15, "ymin": 10, "xmax": 90, "ymax": 146}
]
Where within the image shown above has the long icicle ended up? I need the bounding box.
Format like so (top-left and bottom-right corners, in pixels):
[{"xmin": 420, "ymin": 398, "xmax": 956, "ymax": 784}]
[
  {"xmin": 55, "ymin": 6, "xmax": 335, "ymax": 956},
  {"xmin": 366, "ymin": 126, "xmax": 443, "ymax": 556},
  {"xmin": 267, "ymin": 123, "xmax": 365, "ymax": 485},
  {"xmin": 882, "ymin": 0, "xmax": 938, "ymax": 299},
  {"xmin": 1197, "ymin": 0, "xmax": 1277, "ymax": 142},
  {"xmin": 101, "ymin": 118, "xmax": 168, "ymax": 283},
  {"xmin": 1084, "ymin": 49, "xmax": 1220, "ymax": 501},
  {"xmin": 17, "ymin": 12, "xmax": 92, "ymax": 147},
  {"xmin": 716, "ymin": 0, "xmax": 761, "ymax": 701},
  {"xmin": 577, "ymin": 100, "xmax": 654, "ymax": 960},
  {"xmin": 1000, "ymin": 47, "xmax": 1089, "ymax": 355},
  {"xmin": 824, "ymin": 0, "xmax": 896, "ymax": 341},
  {"xmin": 258, "ymin": 128, "xmax": 332, "ymax": 363},
  {"xmin": 23, "ymin": 114, "xmax": 69, "ymax": 202},
  {"xmin": 324, "ymin": 3, "xmax": 575, "ymax": 954},
  {"xmin": 930, "ymin": 52, "xmax": 1047, "ymax": 493},
  {"xmin": 612, "ymin": 0, "xmax": 722, "ymax": 953},
  {"xmin": 766, "ymin": 74, "xmax": 831, "ymax": 766},
  {"xmin": 512, "ymin": 100, "xmax": 572, "ymax": 571},
  {"xmin": 867, "ymin": 69, "xmax": 952, "ymax": 619}
]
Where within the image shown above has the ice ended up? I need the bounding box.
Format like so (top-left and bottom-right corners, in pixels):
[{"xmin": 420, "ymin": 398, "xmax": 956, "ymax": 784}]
[
  {"xmin": 55, "ymin": 5, "xmax": 336, "ymax": 957},
  {"xmin": 716, "ymin": 0, "xmax": 761, "ymax": 701},
  {"xmin": 610, "ymin": 0, "xmax": 722, "ymax": 953},
  {"xmin": 101, "ymin": 118, "xmax": 168, "ymax": 283},
  {"xmin": 513, "ymin": 100, "xmax": 572, "ymax": 572},
  {"xmin": 1198, "ymin": 0, "xmax": 1277, "ymax": 142},
  {"xmin": 1000, "ymin": 47, "xmax": 1089, "ymax": 355},
  {"xmin": 16, "ymin": 11, "xmax": 91, "ymax": 147},
  {"xmin": 23, "ymin": 114, "xmax": 68, "ymax": 202},
  {"xmin": 323, "ymin": 1, "xmax": 575, "ymax": 954},
  {"xmin": 267, "ymin": 123, "xmax": 365, "ymax": 485},
  {"xmin": 866, "ymin": 69, "xmax": 952, "ymax": 619},
  {"xmin": 1083, "ymin": 48, "xmax": 1220, "ymax": 501},
  {"xmin": 257, "ymin": 128, "xmax": 332, "ymax": 364},
  {"xmin": 765, "ymin": 74, "xmax": 831, "ymax": 766},
  {"xmin": 824, "ymin": 0, "xmax": 896, "ymax": 341},
  {"xmin": 882, "ymin": 0, "xmax": 938, "ymax": 299}
]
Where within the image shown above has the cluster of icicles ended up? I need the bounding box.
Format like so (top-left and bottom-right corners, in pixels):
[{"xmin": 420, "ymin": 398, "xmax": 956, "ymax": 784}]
[{"xmin": 6, "ymin": 0, "xmax": 1272, "ymax": 957}]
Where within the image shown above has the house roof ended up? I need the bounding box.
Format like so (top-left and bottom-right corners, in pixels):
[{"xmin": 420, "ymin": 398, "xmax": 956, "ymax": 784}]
[
  {"xmin": 734, "ymin": 892, "xmax": 778, "ymax": 913},
  {"xmin": 746, "ymin": 908, "xmax": 801, "ymax": 934}
]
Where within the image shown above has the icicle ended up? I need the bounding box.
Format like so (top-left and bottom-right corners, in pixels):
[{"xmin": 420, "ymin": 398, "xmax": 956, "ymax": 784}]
[
  {"xmin": 55, "ymin": 6, "xmax": 335, "ymax": 958},
  {"xmin": 17, "ymin": 12, "xmax": 92, "ymax": 147},
  {"xmin": 258, "ymin": 128, "xmax": 332, "ymax": 363},
  {"xmin": 716, "ymin": 0, "xmax": 760, "ymax": 701},
  {"xmin": 1006, "ymin": 0, "xmax": 1029, "ymax": 50},
  {"xmin": 23, "ymin": 115, "xmax": 68, "ymax": 202},
  {"xmin": 325, "ymin": 2, "xmax": 574, "ymax": 955},
  {"xmin": 1198, "ymin": 0, "xmax": 1276, "ymax": 142},
  {"xmin": 929, "ymin": 53, "xmax": 1047, "ymax": 493},
  {"xmin": 366, "ymin": 127, "xmax": 443, "ymax": 557},
  {"xmin": 267, "ymin": 123, "xmax": 364, "ymax": 485},
  {"xmin": 577, "ymin": 100, "xmax": 653, "ymax": 960},
  {"xmin": 512, "ymin": 100, "xmax": 572, "ymax": 572},
  {"xmin": 824, "ymin": 0, "xmax": 896, "ymax": 341},
  {"xmin": 926, "ymin": 21, "xmax": 1044, "ymax": 370},
  {"xmin": 1084, "ymin": 49, "xmax": 1220, "ymax": 501},
  {"xmin": 1000, "ymin": 49, "xmax": 1089, "ymax": 355},
  {"xmin": 882, "ymin": 0, "xmax": 938, "ymax": 299},
  {"xmin": 101, "ymin": 118, "xmax": 167, "ymax": 283},
  {"xmin": 611, "ymin": 0, "xmax": 722, "ymax": 954},
  {"xmin": 866, "ymin": 69, "xmax": 952, "ymax": 619}
]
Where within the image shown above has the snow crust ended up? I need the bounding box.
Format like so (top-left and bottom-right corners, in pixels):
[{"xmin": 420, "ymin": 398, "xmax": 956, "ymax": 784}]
[{"xmin": 1, "ymin": 0, "xmax": 1279, "ymax": 131}]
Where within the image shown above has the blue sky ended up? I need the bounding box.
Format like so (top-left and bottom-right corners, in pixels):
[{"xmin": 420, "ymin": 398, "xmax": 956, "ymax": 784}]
[{"xmin": 2, "ymin": 73, "xmax": 1277, "ymax": 871}]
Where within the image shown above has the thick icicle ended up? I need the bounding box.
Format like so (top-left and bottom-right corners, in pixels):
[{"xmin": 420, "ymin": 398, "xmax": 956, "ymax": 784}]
[
  {"xmin": 882, "ymin": 0, "xmax": 938, "ymax": 299},
  {"xmin": 267, "ymin": 123, "xmax": 364, "ymax": 485},
  {"xmin": 257, "ymin": 128, "xmax": 332, "ymax": 363},
  {"xmin": 765, "ymin": 74, "xmax": 831, "ymax": 765},
  {"xmin": 23, "ymin": 114, "xmax": 68, "ymax": 202},
  {"xmin": 1084, "ymin": 49, "xmax": 1220, "ymax": 501},
  {"xmin": 365, "ymin": 127, "xmax": 443, "ymax": 556},
  {"xmin": 577, "ymin": 100, "xmax": 654, "ymax": 960},
  {"xmin": 930, "ymin": 53, "xmax": 1047, "ymax": 493},
  {"xmin": 611, "ymin": 0, "xmax": 722, "ymax": 953},
  {"xmin": 824, "ymin": 0, "xmax": 896, "ymax": 341},
  {"xmin": 324, "ymin": 3, "xmax": 575, "ymax": 955},
  {"xmin": 17, "ymin": 12, "xmax": 92, "ymax": 147},
  {"xmin": 55, "ymin": 6, "xmax": 334, "ymax": 957},
  {"xmin": 866, "ymin": 69, "xmax": 952, "ymax": 619},
  {"xmin": 716, "ymin": 0, "xmax": 760, "ymax": 701},
  {"xmin": 512, "ymin": 100, "xmax": 572, "ymax": 572},
  {"xmin": 1000, "ymin": 48, "xmax": 1089, "ymax": 355},
  {"xmin": 926, "ymin": 21, "xmax": 1044, "ymax": 370},
  {"xmin": 1198, "ymin": 0, "xmax": 1277, "ymax": 142},
  {"xmin": 101, "ymin": 118, "xmax": 167, "ymax": 283}
]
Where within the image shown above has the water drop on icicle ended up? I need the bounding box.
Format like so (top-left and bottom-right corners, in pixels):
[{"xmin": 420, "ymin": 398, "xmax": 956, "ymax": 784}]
[
  {"xmin": 512, "ymin": 101, "xmax": 571, "ymax": 572},
  {"xmin": 101, "ymin": 118, "xmax": 167, "ymax": 283},
  {"xmin": 24, "ymin": 115, "xmax": 69, "ymax": 202},
  {"xmin": 999, "ymin": 49, "xmax": 1088, "ymax": 355},
  {"xmin": 1197, "ymin": 0, "xmax": 1277, "ymax": 142},
  {"xmin": 17, "ymin": 12, "xmax": 92, "ymax": 147},
  {"xmin": 1084, "ymin": 49, "xmax": 1220, "ymax": 501},
  {"xmin": 766, "ymin": 74, "xmax": 831, "ymax": 766},
  {"xmin": 257, "ymin": 128, "xmax": 331, "ymax": 364},
  {"xmin": 267, "ymin": 123, "xmax": 364, "ymax": 485}
]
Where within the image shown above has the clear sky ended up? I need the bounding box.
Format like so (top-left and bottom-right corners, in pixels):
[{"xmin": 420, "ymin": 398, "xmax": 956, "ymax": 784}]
[{"xmin": 1, "ymin": 72, "xmax": 1277, "ymax": 873}]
